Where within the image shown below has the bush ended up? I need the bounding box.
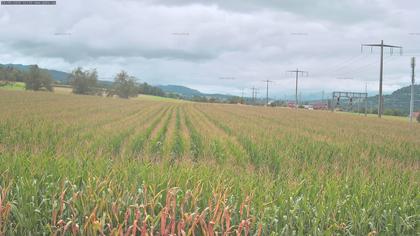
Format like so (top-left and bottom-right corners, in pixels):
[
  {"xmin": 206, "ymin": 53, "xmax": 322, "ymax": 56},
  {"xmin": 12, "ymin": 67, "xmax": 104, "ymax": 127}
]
[{"xmin": 417, "ymin": 113, "xmax": 420, "ymax": 123}]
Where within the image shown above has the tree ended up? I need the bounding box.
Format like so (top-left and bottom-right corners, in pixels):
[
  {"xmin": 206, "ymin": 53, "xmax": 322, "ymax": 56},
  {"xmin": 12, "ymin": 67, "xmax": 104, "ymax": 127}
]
[
  {"xmin": 113, "ymin": 71, "xmax": 138, "ymax": 99},
  {"xmin": 227, "ymin": 96, "xmax": 242, "ymax": 104},
  {"xmin": 417, "ymin": 113, "xmax": 420, "ymax": 123},
  {"xmin": 138, "ymin": 82, "xmax": 165, "ymax": 97},
  {"xmin": 69, "ymin": 67, "xmax": 98, "ymax": 95},
  {"xmin": 24, "ymin": 65, "xmax": 53, "ymax": 91},
  {"xmin": 0, "ymin": 66, "xmax": 24, "ymax": 82}
]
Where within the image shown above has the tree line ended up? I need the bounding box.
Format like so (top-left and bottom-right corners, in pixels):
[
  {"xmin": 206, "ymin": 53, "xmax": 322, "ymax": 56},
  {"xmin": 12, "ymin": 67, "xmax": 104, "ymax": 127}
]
[
  {"xmin": 68, "ymin": 67, "xmax": 166, "ymax": 99},
  {"xmin": 0, "ymin": 65, "xmax": 165, "ymax": 99},
  {"xmin": 0, "ymin": 65, "xmax": 54, "ymax": 91}
]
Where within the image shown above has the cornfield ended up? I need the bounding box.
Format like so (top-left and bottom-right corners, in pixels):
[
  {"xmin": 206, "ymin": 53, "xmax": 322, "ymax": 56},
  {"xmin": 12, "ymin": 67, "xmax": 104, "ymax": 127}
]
[{"xmin": 0, "ymin": 90, "xmax": 419, "ymax": 235}]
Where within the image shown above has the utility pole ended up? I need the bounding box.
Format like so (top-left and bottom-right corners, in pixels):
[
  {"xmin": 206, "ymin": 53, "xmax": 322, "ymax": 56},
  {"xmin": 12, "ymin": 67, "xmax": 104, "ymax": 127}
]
[
  {"xmin": 410, "ymin": 57, "xmax": 416, "ymax": 123},
  {"xmin": 362, "ymin": 40, "xmax": 402, "ymax": 118},
  {"xmin": 365, "ymin": 82, "xmax": 368, "ymax": 117},
  {"xmin": 287, "ymin": 69, "xmax": 308, "ymax": 109},
  {"xmin": 299, "ymin": 92, "xmax": 302, "ymax": 107},
  {"xmin": 262, "ymin": 80, "xmax": 272, "ymax": 106},
  {"xmin": 255, "ymin": 88, "xmax": 259, "ymax": 104}
]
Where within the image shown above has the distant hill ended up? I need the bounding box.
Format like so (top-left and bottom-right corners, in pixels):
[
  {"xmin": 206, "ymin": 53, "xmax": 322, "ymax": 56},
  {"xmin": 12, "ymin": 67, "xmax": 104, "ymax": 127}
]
[
  {"xmin": 157, "ymin": 84, "xmax": 234, "ymax": 100},
  {"xmin": 1, "ymin": 64, "xmax": 71, "ymax": 84},
  {"xmin": 368, "ymin": 84, "xmax": 420, "ymax": 114},
  {"xmin": 157, "ymin": 85, "xmax": 202, "ymax": 97}
]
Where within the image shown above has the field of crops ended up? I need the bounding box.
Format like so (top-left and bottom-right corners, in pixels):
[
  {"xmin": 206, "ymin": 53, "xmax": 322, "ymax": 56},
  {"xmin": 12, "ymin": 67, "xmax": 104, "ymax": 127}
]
[{"xmin": 0, "ymin": 89, "xmax": 418, "ymax": 235}]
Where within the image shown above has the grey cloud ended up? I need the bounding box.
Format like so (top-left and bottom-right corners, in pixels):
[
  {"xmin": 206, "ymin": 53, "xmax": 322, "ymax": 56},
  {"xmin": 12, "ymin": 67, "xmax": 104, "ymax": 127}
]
[
  {"xmin": 145, "ymin": 0, "xmax": 388, "ymax": 24},
  {"xmin": 0, "ymin": 0, "xmax": 419, "ymax": 95}
]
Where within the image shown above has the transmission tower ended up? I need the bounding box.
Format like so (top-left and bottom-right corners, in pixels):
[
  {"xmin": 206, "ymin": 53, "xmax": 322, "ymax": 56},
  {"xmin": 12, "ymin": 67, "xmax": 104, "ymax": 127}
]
[
  {"xmin": 361, "ymin": 40, "xmax": 403, "ymax": 118},
  {"xmin": 251, "ymin": 86, "xmax": 259, "ymax": 104},
  {"xmin": 410, "ymin": 57, "xmax": 416, "ymax": 123},
  {"xmin": 287, "ymin": 69, "xmax": 308, "ymax": 109},
  {"xmin": 262, "ymin": 80, "xmax": 272, "ymax": 106}
]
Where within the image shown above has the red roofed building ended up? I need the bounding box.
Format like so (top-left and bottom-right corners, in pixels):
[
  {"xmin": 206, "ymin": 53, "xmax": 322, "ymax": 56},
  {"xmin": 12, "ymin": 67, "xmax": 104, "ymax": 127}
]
[{"xmin": 288, "ymin": 102, "xmax": 297, "ymax": 108}]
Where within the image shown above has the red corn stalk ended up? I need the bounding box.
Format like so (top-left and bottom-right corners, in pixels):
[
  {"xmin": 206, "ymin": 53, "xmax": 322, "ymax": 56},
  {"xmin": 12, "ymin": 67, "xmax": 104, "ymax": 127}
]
[
  {"xmin": 125, "ymin": 226, "xmax": 134, "ymax": 236},
  {"xmin": 223, "ymin": 207, "xmax": 231, "ymax": 236},
  {"xmin": 59, "ymin": 188, "xmax": 67, "ymax": 219},
  {"xmin": 141, "ymin": 219, "xmax": 148, "ymax": 236},
  {"xmin": 160, "ymin": 209, "xmax": 168, "ymax": 236},
  {"xmin": 63, "ymin": 220, "xmax": 73, "ymax": 235},
  {"xmin": 51, "ymin": 209, "xmax": 57, "ymax": 229},
  {"xmin": 208, "ymin": 221, "xmax": 215, "ymax": 236},
  {"xmin": 72, "ymin": 223, "xmax": 79, "ymax": 236},
  {"xmin": 131, "ymin": 209, "xmax": 141, "ymax": 236},
  {"xmin": 124, "ymin": 208, "xmax": 131, "ymax": 232},
  {"xmin": 257, "ymin": 223, "xmax": 262, "ymax": 236},
  {"xmin": 236, "ymin": 220, "xmax": 246, "ymax": 236},
  {"xmin": 177, "ymin": 220, "xmax": 186, "ymax": 236},
  {"xmin": 83, "ymin": 206, "xmax": 98, "ymax": 233},
  {"xmin": 0, "ymin": 187, "xmax": 11, "ymax": 235}
]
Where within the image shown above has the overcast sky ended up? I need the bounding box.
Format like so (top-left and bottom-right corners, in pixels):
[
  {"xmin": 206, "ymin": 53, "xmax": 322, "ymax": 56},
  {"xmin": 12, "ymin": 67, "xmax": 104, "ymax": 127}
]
[{"xmin": 0, "ymin": 0, "xmax": 419, "ymax": 97}]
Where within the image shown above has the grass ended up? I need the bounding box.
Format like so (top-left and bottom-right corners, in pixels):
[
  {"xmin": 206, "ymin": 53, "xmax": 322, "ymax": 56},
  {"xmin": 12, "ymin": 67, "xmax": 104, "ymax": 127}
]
[
  {"xmin": 0, "ymin": 89, "xmax": 419, "ymax": 235},
  {"xmin": 337, "ymin": 111, "xmax": 415, "ymax": 123},
  {"xmin": 136, "ymin": 94, "xmax": 187, "ymax": 103},
  {"xmin": 52, "ymin": 86, "xmax": 72, "ymax": 94},
  {"xmin": 0, "ymin": 82, "xmax": 25, "ymax": 90}
]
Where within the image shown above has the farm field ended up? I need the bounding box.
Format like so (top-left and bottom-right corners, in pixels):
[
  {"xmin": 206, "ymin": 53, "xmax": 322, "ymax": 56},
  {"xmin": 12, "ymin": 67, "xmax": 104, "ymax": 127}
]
[{"xmin": 0, "ymin": 90, "xmax": 419, "ymax": 235}]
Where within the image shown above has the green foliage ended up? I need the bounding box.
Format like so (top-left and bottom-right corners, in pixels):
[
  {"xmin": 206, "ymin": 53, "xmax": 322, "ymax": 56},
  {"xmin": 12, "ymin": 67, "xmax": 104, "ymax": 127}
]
[
  {"xmin": 270, "ymin": 100, "xmax": 286, "ymax": 107},
  {"xmin": 0, "ymin": 81, "xmax": 25, "ymax": 90},
  {"xmin": 0, "ymin": 90, "xmax": 419, "ymax": 235},
  {"xmin": 0, "ymin": 65, "xmax": 25, "ymax": 82},
  {"xmin": 112, "ymin": 70, "xmax": 138, "ymax": 99},
  {"xmin": 417, "ymin": 113, "xmax": 420, "ymax": 123},
  {"xmin": 384, "ymin": 108, "xmax": 404, "ymax": 117},
  {"xmin": 170, "ymin": 107, "xmax": 184, "ymax": 160},
  {"xmin": 24, "ymin": 65, "xmax": 53, "ymax": 91},
  {"xmin": 228, "ymin": 96, "xmax": 243, "ymax": 104},
  {"xmin": 69, "ymin": 67, "xmax": 98, "ymax": 95},
  {"xmin": 138, "ymin": 82, "xmax": 165, "ymax": 97},
  {"xmin": 184, "ymin": 112, "xmax": 203, "ymax": 161}
]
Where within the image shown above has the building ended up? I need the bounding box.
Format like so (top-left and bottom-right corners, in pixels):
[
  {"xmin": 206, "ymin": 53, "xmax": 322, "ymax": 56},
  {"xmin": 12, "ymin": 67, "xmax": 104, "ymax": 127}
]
[{"xmin": 288, "ymin": 102, "xmax": 297, "ymax": 108}]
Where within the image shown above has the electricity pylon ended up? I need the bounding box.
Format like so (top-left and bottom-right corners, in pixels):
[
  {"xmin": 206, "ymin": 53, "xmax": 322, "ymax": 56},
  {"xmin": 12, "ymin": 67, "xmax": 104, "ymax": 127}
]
[
  {"xmin": 361, "ymin": 40, "xmax": 402, "ymax": 118},
  {"xmin": 287, "ymin": 69, "xmax": 308, "ymax": 109}
]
